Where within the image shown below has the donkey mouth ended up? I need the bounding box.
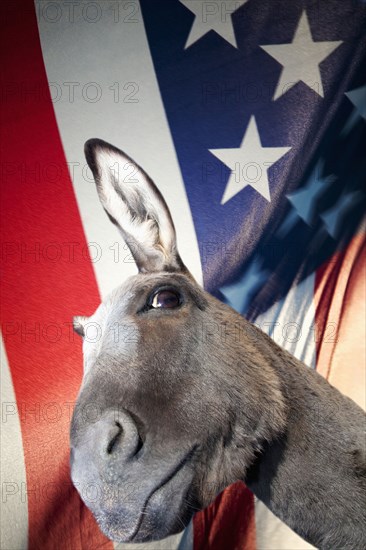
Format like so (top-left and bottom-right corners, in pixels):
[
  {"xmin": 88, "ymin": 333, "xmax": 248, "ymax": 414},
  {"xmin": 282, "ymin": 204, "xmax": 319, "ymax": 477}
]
[
  {"xmin": 131, "ymin": 444, "xmax": 198, "ymax": 541},
  {"xmin": 97, "ymin": 445, "xmax": 198, "ymax": 543}
]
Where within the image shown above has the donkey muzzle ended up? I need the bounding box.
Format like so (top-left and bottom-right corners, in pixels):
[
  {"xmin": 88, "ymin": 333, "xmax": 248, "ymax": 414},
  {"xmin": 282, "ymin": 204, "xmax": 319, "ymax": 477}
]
[{"xmin": 70, "ymin": 407, "xmax": 197, "ymax": 542}]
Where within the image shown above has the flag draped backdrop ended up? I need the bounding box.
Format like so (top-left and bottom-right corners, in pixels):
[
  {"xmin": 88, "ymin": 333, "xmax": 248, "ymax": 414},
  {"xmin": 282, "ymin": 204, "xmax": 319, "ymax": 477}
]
[{"xmin": 1, "ymin": 1, "xmax": 365, "ymax": 549}]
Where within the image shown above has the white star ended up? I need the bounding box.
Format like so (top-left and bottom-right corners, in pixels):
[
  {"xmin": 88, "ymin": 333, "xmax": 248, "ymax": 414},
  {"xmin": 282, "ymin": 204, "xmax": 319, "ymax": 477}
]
[
  {"xmin": 210, "ymin": 116, "xmax": 291, "ymax": 204},
  {"xmin": 260, "ymin": 11, "xmax": 342, "ymax": 100},
  {"xmin": 179, "ymin": 0, "xmax": 248, "ymax": 49}
]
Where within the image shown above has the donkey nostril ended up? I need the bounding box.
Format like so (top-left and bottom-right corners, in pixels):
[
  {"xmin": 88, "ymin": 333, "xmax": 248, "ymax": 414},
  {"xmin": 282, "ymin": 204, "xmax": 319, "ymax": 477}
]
[
  {"xmin": 104, "ymin": 412, "xmax": 145, "ymax": 458},
  {"xmin": 106, "ymin": 421, "xmax": 123, "ymax": 455}
]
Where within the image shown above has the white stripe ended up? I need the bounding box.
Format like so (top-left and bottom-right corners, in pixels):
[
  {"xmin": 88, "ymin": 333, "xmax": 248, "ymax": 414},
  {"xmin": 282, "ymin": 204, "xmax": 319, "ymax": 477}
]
[
  {"xmin": 0, "ymin": 333, "xmax": 29, "ymax": 550},
  {"xmin": 256, "ymin": 273, "xmax": 316, "ymax": 368},
  {"xmin": 36, "ymin": 1, "xmax": 200, "ymax": 548},
  {"xmin": 255, "ymin": 498, "xmax": 316, "ymax": 550}
]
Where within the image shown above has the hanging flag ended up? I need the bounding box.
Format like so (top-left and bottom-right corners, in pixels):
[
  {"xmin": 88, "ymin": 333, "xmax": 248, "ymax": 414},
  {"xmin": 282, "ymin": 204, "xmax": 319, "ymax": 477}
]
[{"xmin": 1, "ymin": 1, "xmax": 365, "ymax": 549}]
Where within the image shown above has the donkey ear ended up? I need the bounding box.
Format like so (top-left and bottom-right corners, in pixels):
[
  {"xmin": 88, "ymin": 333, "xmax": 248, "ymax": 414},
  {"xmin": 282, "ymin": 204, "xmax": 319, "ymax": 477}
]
[
  {"xmin": 84, "ymin": 139, "xmax": 186, "ymax": 273},
  {"xmin": 73, "ymin": 316, "xmax": 89, "ymax": 338}
]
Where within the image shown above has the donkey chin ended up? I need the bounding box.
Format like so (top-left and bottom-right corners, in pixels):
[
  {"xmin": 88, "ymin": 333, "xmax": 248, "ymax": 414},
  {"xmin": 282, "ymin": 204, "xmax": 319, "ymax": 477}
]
[{"xmin": 70, "ymin": 452, "xmax": 199, "ymax": 542}]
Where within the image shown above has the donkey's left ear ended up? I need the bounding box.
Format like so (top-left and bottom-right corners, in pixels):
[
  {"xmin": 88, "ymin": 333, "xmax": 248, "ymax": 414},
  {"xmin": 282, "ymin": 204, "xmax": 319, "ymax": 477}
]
[
  {"xmin": 73, "ymin": 316, "xmax": 89, "ymax": 338},
  {"xmin": 84, "ymin": 139, "xmax": 187, "ymax": 274}
]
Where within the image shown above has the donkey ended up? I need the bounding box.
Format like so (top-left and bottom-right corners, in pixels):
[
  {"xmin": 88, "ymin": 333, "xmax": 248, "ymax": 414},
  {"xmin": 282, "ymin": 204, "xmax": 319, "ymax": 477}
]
[{"xmin": 70, "ymin": 139, "xmax": 366, "ymax": 549}]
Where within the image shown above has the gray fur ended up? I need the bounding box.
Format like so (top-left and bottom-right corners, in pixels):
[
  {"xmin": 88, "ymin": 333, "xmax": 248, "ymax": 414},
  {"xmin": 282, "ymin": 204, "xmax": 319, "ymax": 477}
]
[{"xmin": 70, "ymin": 139, "xmax": 366, "ymax": 548}]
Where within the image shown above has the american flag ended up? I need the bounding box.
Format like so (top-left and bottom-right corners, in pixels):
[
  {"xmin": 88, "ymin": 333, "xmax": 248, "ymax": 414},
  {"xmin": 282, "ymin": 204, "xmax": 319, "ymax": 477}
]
[{"xmin": 1, "ymin": 1, "xmax": 365, "ymax": 549}]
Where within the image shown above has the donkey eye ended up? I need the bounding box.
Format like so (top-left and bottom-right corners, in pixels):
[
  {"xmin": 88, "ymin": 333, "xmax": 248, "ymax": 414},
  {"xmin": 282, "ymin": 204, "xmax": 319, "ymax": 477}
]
[{"xmin": 149, "ymin": 289, "xmax": 181, "ymax": 309}]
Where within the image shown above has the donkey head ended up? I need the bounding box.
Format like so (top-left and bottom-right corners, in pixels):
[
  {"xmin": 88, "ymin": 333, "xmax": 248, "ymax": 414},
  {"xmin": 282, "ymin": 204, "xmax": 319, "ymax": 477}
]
[{"xmin": 70, "ymin": 139, "xmax": 286, "ymax": 543}]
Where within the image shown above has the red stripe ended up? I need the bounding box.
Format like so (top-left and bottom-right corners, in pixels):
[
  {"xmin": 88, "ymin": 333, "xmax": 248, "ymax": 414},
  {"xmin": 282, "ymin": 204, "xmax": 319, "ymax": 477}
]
[
  {"xmin": 193, "ymin": 483, "xmax": 256, "ymax": 550},
  {"xmin": 314, "ymin": 233, "xmax": 365, "ymax": 388},
  {"xmin": 0, "ymin": 3, "xmax": 112, "ymax": 549}
]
